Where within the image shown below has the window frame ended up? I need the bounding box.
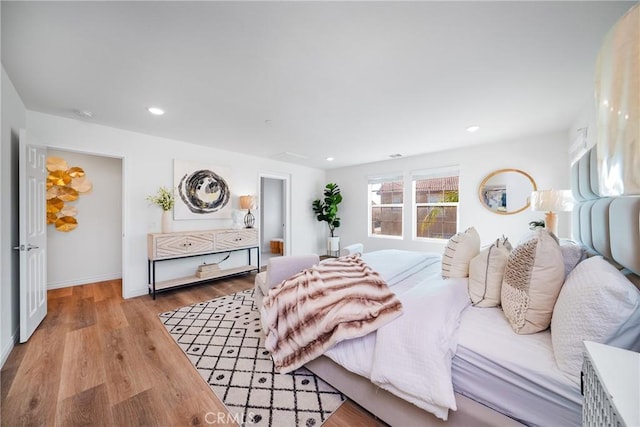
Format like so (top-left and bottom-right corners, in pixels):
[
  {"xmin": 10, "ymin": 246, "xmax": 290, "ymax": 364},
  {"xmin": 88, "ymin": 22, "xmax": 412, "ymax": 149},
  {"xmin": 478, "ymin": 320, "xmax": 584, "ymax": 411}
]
[
  {"xmin": 367, "ymin": 175, "xmax": 404, "ymax": 240},
  {"xmin": 411, "ymin": 168, "xmax": 460, "ymax": 242}
]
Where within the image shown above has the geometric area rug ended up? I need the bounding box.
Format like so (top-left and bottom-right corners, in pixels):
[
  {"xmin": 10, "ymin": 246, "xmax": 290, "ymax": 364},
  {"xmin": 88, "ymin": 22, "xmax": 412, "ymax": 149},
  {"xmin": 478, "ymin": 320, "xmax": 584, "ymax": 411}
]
[{"xmin": 159, "ymin": 288, "xmax": 346, "ymax": 427}]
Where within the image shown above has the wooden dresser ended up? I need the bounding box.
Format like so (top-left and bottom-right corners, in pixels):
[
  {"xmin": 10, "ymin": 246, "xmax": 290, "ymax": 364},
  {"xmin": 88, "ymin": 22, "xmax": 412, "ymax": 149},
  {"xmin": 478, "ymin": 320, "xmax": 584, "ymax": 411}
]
[{"xmin": 147, "ymin": 229, "xmax": 259, "ymax": 298}]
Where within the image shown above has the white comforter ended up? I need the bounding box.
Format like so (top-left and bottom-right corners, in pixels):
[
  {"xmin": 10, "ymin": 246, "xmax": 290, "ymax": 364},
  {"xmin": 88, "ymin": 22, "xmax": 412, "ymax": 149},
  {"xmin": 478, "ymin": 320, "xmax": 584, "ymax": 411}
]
[{"xmin": 324, "ymin": 251, "xmax": 470, "ymax": 421}]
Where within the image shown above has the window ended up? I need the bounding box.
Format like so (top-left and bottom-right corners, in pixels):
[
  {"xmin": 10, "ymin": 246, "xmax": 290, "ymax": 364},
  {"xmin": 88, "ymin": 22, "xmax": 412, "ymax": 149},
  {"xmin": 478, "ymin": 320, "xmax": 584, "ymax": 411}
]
[
  {"xmin": 413, "ymin": 167, "xmax": 459, "ymax": 240},
  {"xmin": 368, "ymin": 175, "xmax": 403, "ymax": 237}
]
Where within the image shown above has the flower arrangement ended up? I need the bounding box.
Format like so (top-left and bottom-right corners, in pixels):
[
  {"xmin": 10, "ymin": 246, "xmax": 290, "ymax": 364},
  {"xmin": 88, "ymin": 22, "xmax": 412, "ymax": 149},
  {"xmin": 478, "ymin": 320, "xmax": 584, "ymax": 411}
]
[{"xmin": 147, "ymin": 187, "xmax": 175, "ymax": 211}]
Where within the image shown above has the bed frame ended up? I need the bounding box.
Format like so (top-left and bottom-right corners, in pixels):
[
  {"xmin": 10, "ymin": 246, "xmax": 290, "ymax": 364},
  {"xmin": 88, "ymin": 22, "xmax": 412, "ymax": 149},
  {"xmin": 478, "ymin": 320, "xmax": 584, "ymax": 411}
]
[{"xmin": 305, "ymin": 356, "xmax": 521, "ymax": 426}]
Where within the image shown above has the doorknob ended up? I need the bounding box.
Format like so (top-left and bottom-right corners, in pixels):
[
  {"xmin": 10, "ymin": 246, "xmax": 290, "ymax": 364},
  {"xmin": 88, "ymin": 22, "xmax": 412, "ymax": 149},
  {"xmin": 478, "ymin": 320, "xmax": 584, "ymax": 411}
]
[{"xmin": 13, "ymin": 244, "xmax": 39, "ymax": 251}]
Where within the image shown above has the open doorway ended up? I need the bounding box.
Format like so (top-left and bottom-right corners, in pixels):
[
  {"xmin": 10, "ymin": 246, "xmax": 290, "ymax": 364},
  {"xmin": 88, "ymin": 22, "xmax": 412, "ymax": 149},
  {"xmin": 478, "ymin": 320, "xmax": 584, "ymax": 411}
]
[
  {"xmin": 46, "ymin": 148, "xmax": 123, "ymax": 294},
  {"xmin": 259, "ymin": 173, "xmax": 290, "ymax": 267}
]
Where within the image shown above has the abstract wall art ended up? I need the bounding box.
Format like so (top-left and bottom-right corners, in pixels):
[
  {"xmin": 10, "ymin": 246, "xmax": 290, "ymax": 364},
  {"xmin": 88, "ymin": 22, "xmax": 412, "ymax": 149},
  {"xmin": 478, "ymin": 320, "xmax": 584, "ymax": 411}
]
[{"xmin": 173, "ymin": 159, "xmax": 232, "ymax": 220}]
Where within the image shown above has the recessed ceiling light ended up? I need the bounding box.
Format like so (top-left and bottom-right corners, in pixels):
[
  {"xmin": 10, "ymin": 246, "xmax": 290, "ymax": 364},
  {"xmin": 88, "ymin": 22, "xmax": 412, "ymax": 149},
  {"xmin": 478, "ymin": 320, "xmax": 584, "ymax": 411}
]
[
  {"xmin": 147, "ymin": 107, "xmax": 165, "ymax": 116},
  {"xmin": 466, "ymin": 125, "xmax": 480, "ymax": 133},
  {"xmin": 326, "ymin": 157, "xmax": 335, "ymax": 162}
]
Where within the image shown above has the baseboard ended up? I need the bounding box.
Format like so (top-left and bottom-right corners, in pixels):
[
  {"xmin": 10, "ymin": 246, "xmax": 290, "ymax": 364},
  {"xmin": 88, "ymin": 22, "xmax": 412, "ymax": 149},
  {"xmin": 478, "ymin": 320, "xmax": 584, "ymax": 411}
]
[
  {"xmin": 47, "ymin": 273, "xmax": 122, "ymax": 290},
  {"xmin": 123, "ymin": 286, "xmax": 150, "ymax": 299},
  {"xmin": 1, "ymin": 329, "xmax": 18, "ymax": 368}
]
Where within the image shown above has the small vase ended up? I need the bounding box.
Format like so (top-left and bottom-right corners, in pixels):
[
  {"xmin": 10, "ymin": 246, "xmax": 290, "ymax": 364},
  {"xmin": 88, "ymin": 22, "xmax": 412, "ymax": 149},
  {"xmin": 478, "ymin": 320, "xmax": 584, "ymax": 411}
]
[
  {"xmin": 161, "ymin": 210, "xmax": 173, "ymax": 233},
  {"xmin": 327, "ymin": 236, "xmax": 340, "ymax": 255}
]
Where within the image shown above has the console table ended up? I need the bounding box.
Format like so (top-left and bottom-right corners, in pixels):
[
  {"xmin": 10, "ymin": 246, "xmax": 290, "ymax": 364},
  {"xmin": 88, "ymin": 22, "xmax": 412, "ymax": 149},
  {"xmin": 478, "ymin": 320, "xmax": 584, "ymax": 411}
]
[{"xmin": 147, "ymin": 229, "xmax": 259, "ymax": 299}]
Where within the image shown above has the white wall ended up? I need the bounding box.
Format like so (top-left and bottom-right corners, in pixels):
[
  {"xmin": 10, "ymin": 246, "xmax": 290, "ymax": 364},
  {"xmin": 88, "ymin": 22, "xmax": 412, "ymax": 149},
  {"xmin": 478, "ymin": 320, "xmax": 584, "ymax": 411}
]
[
  {"xmin": 47, "ymin": 149, "xmax": 123, "ymax": 288},
  {"xmin": 26, "ymin": 111, "xmax": 327, "ymax": 298},
  {"xmin": 1, "ymin": 67, "xmax": 26, "ymax": 366},
  {"xmin": 327, "ymin": 131, "xmax": 571, "ymax": 254}
]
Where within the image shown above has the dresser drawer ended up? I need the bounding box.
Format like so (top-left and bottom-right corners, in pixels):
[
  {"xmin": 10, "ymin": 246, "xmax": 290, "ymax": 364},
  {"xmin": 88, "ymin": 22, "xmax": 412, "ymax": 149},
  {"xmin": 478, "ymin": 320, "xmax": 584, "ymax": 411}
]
[
  {"xmin": 150, "ymin": 233, "xmax": 215, "ymax": 259},
  {"xmin": 215, "ymin": 229, "xmax": 258, "ymax": 250}
]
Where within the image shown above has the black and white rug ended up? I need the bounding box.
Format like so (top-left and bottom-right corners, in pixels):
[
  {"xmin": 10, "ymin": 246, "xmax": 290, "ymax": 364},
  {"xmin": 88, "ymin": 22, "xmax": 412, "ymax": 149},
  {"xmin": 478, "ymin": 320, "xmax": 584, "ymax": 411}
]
[{"xmin": 159, "ymin": 289, "xmax": 345, "ymax": 427}]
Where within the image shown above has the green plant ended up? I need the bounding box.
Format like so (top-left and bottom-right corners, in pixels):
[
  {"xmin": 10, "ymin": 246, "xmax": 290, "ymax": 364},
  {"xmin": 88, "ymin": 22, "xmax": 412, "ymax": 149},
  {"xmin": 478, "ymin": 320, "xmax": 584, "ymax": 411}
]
[
  {"xmin": 147, "ymin": 186, "xmax": 175, "ymax": 211},
  {"xmin": 312, "ymin": 183, "xmax": 342, "ymax": 237}
]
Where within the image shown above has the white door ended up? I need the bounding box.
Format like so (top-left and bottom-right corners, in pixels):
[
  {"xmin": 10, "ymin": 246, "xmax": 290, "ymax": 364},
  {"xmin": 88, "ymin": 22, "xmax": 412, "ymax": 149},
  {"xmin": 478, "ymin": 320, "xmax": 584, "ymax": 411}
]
[{"xmin": 17, "ymin": 130, "xmax": 47, "ymax": 342}]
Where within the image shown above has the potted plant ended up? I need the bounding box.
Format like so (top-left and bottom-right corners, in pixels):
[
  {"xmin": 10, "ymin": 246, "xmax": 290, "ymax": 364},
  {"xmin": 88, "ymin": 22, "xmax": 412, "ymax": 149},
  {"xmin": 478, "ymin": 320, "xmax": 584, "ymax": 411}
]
[
  {"xmin": 312, "ymin": 183, "xmax": 342, "ymax": 254},
  {"xmin": 147, "ymin": 186, "xmax": 175, "ymax": 233}
]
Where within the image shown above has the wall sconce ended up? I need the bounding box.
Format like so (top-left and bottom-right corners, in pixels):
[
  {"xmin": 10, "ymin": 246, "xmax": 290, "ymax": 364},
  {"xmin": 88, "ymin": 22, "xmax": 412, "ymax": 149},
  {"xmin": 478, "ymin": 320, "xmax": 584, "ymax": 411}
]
[
  {"xmin": 530, "ymin": 190, "xmax": 574, "ymax": 236},
  {"xmin": 239, "ymin": 195, "xmax": 256, "ymax": 228}
]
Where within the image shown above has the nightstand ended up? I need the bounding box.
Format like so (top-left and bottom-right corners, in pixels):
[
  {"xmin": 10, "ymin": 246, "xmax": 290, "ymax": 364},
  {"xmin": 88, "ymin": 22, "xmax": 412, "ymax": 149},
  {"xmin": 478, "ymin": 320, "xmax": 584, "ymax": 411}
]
[{"xmin": 582, "ymin": 341, "xmax": 640, "ymax": 426}]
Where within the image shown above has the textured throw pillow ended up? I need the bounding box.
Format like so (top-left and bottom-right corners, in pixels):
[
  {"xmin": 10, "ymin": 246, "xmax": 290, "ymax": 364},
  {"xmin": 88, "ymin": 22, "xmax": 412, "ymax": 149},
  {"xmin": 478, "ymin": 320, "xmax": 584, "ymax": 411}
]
[
  {"xmin": 501, "ymin": 229, "xmax": 564, "ymax": 334},
  {"xmin": 558, "ymin": 239, "xmax": 586, "ymax": 278},
  {"xmin": 551, "ymin": 256, "xmax": 640, "ymax": 384},
  {"xmin": 468, "ymin": 236, "xmax": 513, "ymax": 307},
  {"xmin": 442, "ymin": 227, "xmax": 480, "ymax": 279}
]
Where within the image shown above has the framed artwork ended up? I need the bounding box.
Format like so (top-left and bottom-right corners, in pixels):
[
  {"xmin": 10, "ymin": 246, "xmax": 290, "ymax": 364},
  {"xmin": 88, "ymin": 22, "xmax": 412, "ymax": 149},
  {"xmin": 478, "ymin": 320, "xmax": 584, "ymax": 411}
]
[{"xmin": 173, "ymin": 159, "xmax": 232, "ymax": 220}]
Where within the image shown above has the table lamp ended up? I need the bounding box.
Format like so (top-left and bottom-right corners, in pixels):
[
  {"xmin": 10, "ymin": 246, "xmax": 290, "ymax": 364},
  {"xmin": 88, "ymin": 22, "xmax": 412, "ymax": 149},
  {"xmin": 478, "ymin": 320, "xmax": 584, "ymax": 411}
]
[
  {"xmin": 239, "ymin": 195, "xmax": 256, "ymax": 228},
  {"xmin": 530, "ymin": 190, "xmax": 574, "ymax": 236}
]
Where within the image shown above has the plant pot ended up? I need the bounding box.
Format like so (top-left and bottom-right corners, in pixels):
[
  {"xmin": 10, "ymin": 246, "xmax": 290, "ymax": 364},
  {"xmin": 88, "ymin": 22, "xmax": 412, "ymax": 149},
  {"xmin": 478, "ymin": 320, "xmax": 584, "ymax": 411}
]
[
  {"xmin": 161, "ymin": 210, "xmax": 173, "ymax": 233},
  {"xmin": 327, "ymin": 236, "xmax": 340, "ymax": 255}
]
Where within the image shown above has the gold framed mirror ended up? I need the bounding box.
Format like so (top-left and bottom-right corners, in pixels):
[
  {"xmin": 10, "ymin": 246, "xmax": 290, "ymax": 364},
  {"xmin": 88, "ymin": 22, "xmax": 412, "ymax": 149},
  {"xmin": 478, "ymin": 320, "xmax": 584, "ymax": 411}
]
[{"xmin": 478, "ymin": 169, "xmax": 537, "ymax": 215}]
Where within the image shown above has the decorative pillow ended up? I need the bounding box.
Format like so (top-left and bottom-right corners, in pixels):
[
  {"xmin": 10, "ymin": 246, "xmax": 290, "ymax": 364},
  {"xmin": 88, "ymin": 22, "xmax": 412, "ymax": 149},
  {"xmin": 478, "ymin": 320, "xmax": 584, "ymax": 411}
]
[
  {"xmin": 442, "ymin": 227, "xmax": 480, "ymax": 279},
  {"xmin": 558, "ymin": 239, "xmax": 586, "ymax": 278},
  {"xmin": 551, "ymin": 256, "xmax": 640, "ymax": 384},
  {"xmin": 468, "ymin": 236, "xmax": 513, "ymax": 307},
  {"xmin": 501, "ymin": 229, "xmax": 564, "ymax": 334}
]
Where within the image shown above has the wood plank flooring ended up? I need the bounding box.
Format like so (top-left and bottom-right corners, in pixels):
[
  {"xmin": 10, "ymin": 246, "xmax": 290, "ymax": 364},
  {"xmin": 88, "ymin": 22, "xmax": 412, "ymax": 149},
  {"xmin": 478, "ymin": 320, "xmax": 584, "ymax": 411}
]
[{"xmin": 1, "ymin": 275, "xmax": 384, "ymax": 426}]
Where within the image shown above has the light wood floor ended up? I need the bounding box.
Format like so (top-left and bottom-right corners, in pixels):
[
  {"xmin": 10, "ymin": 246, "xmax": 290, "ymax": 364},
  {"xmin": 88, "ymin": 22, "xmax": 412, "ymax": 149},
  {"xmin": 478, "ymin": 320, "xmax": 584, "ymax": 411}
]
[{"xmin": 1, "ymin": 274, "xmax": 384, "ymax": 426}]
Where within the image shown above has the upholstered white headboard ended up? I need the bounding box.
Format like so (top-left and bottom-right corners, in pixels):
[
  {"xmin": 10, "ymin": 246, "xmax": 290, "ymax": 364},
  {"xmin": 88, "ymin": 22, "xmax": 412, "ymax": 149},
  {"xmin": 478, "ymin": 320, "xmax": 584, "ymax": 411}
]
[{"xmin": 571, "ymin": 147, "xmax": 640, "ymax": 277}]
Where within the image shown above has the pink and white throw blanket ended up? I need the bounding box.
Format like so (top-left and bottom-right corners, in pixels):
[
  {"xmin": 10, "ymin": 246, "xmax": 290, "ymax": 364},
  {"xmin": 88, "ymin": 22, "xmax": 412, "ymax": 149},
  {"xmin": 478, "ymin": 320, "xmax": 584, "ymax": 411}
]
[{"xmin": 261, "ymin": 254, "xmax": 403, "ymax": 374}]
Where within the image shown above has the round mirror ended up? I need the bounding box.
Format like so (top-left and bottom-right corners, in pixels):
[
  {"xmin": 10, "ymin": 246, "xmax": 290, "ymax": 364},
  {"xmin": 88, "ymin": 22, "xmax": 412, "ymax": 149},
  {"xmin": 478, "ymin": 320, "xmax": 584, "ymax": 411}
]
[{"xmin": 478, "ymin": 169, "xmax": 537, "ymax": 215}]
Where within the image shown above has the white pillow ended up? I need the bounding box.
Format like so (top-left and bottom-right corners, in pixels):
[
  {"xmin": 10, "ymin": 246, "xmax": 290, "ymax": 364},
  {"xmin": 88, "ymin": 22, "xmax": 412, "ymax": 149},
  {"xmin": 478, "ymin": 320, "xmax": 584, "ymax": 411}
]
[
  {"xmin": 559, "ymin": 239, "xmax": 586, "ymax": 278},
  {"xmin": 442, "ymin": 227, "xmax": 480, "ymax": 279},
  {"xmin": 468, "ymin": 236, "xmax": 512, "ymax": 307},
  {"xmin": 501, "ymin": 229, "xmax": 565, "ymax": 334},
  {"xmin": 551, "ymin": 256, "xmax": 640, "ymax": 384}
]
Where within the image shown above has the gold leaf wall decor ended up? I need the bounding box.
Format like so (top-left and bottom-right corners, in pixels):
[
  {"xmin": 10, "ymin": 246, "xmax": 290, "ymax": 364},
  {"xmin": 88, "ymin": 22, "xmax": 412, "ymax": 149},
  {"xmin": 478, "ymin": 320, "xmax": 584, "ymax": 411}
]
[
  {"xmin": 67, "ymin": 166, "xmax": 85, "ymax": 178},
  {"xmin": 47, "ymin": 197, "xmax": 64, "ymax": 213},
  {"xmin": 46, "ymin": 157, "xmax": 92, "ymax": 232},
  {"xmin": 57, "ymin": 187, "xmax": 79, "ymax": 202},
  {"xmin": 48, "ymin": 170, "xmax": 72, "ymax": 186},
  {"xmin": 55, "ymin": 216, "xmax": 78, "ymax": 232},
  {"xmin": 46, "ymin": 157, "xmax": 68, "ymax": 172},
  {"xmin": 70, "ymin": 176, "xmax": 93, "ymax": 193}
]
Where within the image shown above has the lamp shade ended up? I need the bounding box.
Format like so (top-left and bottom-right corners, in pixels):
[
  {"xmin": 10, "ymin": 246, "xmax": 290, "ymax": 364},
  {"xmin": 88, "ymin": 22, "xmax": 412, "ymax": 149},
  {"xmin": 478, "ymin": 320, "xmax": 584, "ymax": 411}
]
[
  {"xmin": 239, "ymin": 195, "xmax": 255, "ymax": 210},
  {"xmin": 530, "ymin": 190, "xmax": 574, "ymax": 212}
]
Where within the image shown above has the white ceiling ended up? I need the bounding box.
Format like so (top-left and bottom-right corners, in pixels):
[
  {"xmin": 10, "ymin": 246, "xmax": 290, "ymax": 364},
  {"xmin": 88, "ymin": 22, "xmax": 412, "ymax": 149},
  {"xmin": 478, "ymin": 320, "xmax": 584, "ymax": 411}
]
[{"xmin": 2, "ymin": 1, "xmax": 636, "ymax": 169}]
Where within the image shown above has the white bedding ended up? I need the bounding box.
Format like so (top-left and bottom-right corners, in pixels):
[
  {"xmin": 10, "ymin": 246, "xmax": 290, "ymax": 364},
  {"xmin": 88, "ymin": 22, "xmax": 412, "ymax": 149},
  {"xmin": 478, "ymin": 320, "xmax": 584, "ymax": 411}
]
[
  {"xmin": 323, "ymin": 250, "xmax": 582, "ymax": 425},
  {"xmin": 453, "ymin": 307, "xmax": 582, "ymax": 426},
  {"xmin": 325, "ymin": 254, "xmax": 470, "ymax": 420}
]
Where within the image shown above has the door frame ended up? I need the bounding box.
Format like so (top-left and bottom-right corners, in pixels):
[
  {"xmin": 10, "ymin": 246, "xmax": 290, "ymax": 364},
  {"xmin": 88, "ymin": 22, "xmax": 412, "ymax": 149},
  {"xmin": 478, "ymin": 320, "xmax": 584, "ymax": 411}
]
[
  {"xmin": 258, "ymin": 172, "xmax": 291, "ymax": 258},
  {"xmin": 44, "ymin": 145, "xmax": 126, "ymax": 297}
]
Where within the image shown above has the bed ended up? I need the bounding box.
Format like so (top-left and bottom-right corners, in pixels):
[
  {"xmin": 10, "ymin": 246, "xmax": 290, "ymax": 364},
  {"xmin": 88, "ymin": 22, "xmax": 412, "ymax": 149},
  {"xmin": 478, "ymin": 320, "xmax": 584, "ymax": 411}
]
[{"xmin": 254, "ymin": 148, "xmax": 640, "ymax": 426}]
